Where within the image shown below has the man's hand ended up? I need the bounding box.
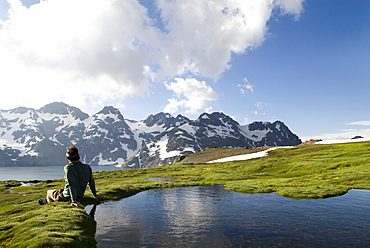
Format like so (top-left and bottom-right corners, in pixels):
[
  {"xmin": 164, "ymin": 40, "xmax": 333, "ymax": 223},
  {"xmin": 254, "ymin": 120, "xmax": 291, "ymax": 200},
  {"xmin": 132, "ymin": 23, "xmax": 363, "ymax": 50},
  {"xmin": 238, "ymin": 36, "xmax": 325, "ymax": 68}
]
[
  {"xmin": 71, "ymin": 202, "xmax": 81, "ymax": 208},
  {"xmin": 96, "ymin": 194, "xmax": 107, "ymax": 200}
]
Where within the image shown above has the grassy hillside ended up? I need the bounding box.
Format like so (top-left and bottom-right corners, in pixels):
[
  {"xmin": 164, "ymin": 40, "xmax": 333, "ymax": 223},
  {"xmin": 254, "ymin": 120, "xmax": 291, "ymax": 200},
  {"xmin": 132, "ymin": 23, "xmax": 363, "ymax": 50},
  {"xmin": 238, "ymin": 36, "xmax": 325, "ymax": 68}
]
[{"xmin": 1, "ymin": 141, "xmax": 369, "ymax": 247}]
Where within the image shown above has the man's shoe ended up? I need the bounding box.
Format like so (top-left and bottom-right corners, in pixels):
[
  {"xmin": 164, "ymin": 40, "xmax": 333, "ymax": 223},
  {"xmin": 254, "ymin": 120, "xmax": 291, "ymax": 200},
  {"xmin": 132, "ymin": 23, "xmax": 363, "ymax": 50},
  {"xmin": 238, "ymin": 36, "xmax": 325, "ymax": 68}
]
[{"xmin": 38, "ymin": 198, "xmax": 48, "ymax": 205}]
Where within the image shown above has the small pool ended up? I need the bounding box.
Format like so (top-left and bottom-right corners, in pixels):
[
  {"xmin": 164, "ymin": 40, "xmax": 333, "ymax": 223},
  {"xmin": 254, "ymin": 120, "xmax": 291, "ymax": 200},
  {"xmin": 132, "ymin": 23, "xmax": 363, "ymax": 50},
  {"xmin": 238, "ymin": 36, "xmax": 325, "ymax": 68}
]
[{"xmin": 86, "ymin": 185, "xmax": 370, "ymax": 247}]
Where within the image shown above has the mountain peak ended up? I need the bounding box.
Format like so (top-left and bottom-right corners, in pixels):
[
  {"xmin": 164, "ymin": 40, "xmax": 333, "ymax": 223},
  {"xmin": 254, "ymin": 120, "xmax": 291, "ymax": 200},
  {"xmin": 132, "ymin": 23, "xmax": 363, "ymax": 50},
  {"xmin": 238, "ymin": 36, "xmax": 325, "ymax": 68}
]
[
  {"xmin": 9, "ymin": 106, "xmax": 35, "ymax": 114},
  {"xmin": 95, "ymin": 106, "xmax": 125, "ymax": 122},
  {"xmin": 144, "ymin": 112, "xmax": 174, "ymax": 127},
  {"xmin": 98, "ymin": 106, "xmax": 121, "ymax": 115},
  {"xmin": 198, "ymin": 112, "xmax": 238, "ymax": 126},
  {"xmin": 38, "ymin": 102, "xmax": 71, "ymax": 114},
  {"xmin": 39, "ymin": 102, "xmax": 89, "ymax": 120},
  {"xmin": 175, "ymin": 114, "xmax": 190, "ymax": 122}
]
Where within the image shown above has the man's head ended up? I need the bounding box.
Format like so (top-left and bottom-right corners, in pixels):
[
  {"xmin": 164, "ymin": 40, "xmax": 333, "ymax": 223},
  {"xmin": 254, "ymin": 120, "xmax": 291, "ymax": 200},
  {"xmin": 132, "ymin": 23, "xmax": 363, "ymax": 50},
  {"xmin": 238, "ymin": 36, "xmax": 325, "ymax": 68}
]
[{"xmin": 66, "ymin": 145, "xmax": 80, "ymax": 161}]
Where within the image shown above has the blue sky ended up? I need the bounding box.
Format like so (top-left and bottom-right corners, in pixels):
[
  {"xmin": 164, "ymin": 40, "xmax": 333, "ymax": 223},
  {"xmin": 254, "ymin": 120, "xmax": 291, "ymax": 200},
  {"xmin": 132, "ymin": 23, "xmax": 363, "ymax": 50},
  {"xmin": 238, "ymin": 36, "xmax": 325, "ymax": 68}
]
[{"xmin": 0, "ymin": 0, "xmax": 369, "ymax": 140}]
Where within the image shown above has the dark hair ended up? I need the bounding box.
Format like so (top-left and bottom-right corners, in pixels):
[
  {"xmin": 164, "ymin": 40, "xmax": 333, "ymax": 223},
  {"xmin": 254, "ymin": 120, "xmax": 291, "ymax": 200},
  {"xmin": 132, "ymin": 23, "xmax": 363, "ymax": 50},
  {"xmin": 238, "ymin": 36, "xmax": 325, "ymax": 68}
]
[{"xmin": 66, "ymin": 145, "xmax": 80, "ymax": 161}]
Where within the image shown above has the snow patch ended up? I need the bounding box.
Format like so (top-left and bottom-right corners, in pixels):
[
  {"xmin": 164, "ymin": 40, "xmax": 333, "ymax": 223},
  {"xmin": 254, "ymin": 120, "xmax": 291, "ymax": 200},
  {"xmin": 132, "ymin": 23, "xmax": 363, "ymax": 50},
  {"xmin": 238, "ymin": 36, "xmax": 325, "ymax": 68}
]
[
  {"xmin": 207, "ymin": 147, "xmax": 294, "ymax": 163},
  {"xmin": 147, "ymin": 135, "xmax": 195, "ymax": 160},
  {"xmin": 179, "ymin": 123, "xmax": 197, "ymax": 136},
  {"xmin": 92, "ymin": 152, "xmax": 125, "ymax": 166},
  {"xmin": 239, "ymin": 125, "xmax": 271, "ymax": 142},
  {"xmin": 126, "ymin": 119, "xmax": 167, "ymax": 134},
  {"xmin": 207, "ymin": 137, "xmax": 370, "ymax": 163},
  {"xmin": 275, "ymin": 123, "xmax": 281, "ymax": 131}
]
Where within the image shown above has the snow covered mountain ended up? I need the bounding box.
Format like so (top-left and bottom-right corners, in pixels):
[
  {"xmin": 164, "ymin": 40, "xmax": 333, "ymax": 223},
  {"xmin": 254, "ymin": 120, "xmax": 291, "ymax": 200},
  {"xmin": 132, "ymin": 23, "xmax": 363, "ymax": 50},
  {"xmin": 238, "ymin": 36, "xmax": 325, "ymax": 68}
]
[
  {"xmin": 0, "ymin": 102, "xmax": 301, "ymax": 167},
  {"xmin": 123, "ymin": 112, "xmax": 301, "ymax": 168}
]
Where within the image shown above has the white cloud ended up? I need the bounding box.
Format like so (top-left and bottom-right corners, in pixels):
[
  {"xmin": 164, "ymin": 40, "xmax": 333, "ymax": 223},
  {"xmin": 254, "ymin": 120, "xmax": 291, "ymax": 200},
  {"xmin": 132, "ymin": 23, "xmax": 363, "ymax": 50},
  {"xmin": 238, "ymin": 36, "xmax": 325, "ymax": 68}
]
[
  {"xmin": 302, "ymin": 124, "xmax": 370, "ymax": 141},
  {"xmin": 255, "ymin": 101, "xmax": 267, "ymax": 108},
  {"xmin": 304, "ymin": 129, "xmax": 370, "ymax": 141},
  {"xmin": 252, "ymin": 110, "xmax": 266, "ymax": 116},
  {"xmin": 0, "ymin": 0, "xmax": 159, "ymax": 111},
  {"xmin": 346, "ymin": 121, "xmax": 370, "ymax": 126},
  {"xmin": 274, "ymin": 0, "xmax": 305, "ymax": 20},
  {"xmin": 154, "ymin": 0, "xmax": 276, "ymax": 80},
  {"xmin": 0, "ymin": 0, "xmax": 304, "ymax": 113},
  {"xmin": 238, "ymin": 78, "xmax": 254, "ymax": 94},
  {"xmin": 164, "ymin": 78, "xmax": 218, "ymax": 115},
  {"xmin": 242, "ymin": 116, "xmax": 250, "ymax": 125},
  {"xmin": 305, "ymin": 120, "xmax": 370, "ymax": 140}
]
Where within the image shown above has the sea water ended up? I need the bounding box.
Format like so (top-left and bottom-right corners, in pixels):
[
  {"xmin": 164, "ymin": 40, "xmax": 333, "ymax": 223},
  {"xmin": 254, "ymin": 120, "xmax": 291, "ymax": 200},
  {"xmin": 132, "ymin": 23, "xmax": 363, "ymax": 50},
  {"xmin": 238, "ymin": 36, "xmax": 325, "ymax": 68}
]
[{"xmin": 0, "ymin": 165, "xmax": 122, "ymax": 181}]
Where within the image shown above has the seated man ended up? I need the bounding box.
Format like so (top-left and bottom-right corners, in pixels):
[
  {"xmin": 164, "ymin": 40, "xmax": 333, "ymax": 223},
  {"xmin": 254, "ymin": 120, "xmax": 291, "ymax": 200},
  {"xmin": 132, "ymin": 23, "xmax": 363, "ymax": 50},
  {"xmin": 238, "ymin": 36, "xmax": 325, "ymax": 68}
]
[{"xmin": 39, "ymin": 145, "xmax": 106, "ymax": 207}]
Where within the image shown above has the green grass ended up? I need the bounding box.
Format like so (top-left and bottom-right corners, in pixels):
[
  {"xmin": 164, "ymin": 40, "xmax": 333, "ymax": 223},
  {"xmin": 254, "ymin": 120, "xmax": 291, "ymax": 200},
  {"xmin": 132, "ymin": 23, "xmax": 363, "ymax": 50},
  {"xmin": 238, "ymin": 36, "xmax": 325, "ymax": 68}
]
[{"xmin": 1, "ymin": 141, "xmax": 369, "ymax": 247}]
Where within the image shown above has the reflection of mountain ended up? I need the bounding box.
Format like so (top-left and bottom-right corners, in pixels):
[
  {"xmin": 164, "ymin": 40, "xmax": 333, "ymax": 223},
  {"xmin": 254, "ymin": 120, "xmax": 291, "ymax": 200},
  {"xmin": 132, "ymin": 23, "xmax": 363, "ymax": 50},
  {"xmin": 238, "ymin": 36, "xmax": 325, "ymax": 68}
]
[{"xmin": 0, "ymin": 102, "xmax": 301, "ymax": 167}]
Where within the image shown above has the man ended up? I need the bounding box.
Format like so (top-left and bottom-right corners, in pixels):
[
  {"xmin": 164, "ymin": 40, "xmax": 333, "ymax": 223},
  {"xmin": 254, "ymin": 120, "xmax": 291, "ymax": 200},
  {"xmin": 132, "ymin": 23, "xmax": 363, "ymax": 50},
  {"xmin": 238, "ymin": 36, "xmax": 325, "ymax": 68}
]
[{"xmin": 38, "ymin": 145, "xmax": 106, "ymax": 207}]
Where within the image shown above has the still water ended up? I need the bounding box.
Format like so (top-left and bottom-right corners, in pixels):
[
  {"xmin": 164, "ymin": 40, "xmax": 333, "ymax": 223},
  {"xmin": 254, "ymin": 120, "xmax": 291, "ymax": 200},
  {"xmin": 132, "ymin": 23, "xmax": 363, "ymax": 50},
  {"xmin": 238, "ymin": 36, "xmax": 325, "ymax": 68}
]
[
  {"xmin": 0, "ymin": 166, "xmax": 122, "ymax": 181},
  {"xmin": 88, "ymin": 185, "xmax": 370, "ymax": 248}
]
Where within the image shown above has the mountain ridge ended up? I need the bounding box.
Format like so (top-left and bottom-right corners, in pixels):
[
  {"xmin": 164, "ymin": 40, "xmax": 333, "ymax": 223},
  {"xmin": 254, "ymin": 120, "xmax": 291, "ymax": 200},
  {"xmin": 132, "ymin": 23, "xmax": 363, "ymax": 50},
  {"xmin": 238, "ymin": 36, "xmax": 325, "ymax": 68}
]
[{"xmin": 0, "ymin": 102, "xmax": 301, "ymax": 167}]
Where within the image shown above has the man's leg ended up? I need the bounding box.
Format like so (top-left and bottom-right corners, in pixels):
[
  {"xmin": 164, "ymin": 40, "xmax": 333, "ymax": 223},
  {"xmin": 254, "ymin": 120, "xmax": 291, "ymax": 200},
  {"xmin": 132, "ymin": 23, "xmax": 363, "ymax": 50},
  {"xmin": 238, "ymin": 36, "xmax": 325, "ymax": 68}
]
[
  {"xmin": 39, "ymin": 189, "xmax": 65, "ymax": 205},
  {"xmin": 47, "ymin": 189, "xmax": 65, "ymax": 202}
]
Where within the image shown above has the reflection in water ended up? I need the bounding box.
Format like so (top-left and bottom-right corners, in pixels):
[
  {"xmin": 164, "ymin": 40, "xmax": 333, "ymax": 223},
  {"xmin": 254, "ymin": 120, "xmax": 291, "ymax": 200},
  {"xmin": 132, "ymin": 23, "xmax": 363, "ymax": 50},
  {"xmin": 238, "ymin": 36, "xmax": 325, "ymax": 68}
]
[
  {"xmin": 86, "ymin": 186, "xmax": 370, "ymax": 248},
  {"xmin": 88, "ymin": 203, "xmax": 98, "ymax": 219},
  {"xmin": 160, "ymin": 186, "xmax": 224, "ymax": 245}
]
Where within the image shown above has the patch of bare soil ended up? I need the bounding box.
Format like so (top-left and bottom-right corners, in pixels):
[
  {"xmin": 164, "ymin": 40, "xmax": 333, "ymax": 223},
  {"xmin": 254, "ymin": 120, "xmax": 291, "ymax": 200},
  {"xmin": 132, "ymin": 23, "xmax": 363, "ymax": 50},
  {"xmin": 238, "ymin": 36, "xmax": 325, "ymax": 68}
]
[{"xmin": 296, "ymin": 139, "xmax": 322, "ymax": 147}]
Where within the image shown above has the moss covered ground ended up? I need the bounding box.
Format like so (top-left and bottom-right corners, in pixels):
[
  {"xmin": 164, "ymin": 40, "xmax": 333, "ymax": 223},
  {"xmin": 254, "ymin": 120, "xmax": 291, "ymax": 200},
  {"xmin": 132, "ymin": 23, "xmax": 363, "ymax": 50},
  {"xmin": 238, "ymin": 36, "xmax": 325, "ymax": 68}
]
[{"xmin": 1, "ymin": 141, "xmax": 369, "ymax": 247}]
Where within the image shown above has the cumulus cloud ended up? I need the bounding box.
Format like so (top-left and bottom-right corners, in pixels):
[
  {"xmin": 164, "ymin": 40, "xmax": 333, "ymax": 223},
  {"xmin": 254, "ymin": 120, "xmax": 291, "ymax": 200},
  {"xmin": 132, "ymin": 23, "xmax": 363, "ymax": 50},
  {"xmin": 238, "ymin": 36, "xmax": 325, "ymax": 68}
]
[
  {"xmin": 275, "ymin": 0, "xmax": 304, "ymax": 20},
  {"xmin": 164, "ymin": 78, "xmax": 218, "ymax": 115},
  {"xmin": 154, "ymin": 0, "xmax": 278, "ymax": 80},
  {"xmin": 238, "ymin": 78, "xmax": 254, "ymax": 94},
  {"xmin": 0, "ymin": 0, "xmax": 160, "ymax": 111},
  {"xmin": 0, "ymin": 0, "xmax": 304, "ymax": 113}
]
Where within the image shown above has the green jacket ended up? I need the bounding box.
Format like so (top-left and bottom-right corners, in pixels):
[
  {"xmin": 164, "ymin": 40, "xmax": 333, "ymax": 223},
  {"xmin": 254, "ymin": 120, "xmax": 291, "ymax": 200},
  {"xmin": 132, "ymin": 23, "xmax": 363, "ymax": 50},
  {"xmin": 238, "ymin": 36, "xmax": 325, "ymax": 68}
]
[{"xmin": 62, "ymin": 162, "xmax": 97, "ymax": 203}]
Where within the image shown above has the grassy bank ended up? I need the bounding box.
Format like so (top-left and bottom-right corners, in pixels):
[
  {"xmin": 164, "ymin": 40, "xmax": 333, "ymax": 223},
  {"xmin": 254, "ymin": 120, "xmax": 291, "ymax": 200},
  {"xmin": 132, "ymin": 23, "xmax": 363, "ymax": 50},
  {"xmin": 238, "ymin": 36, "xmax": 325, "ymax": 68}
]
[{"xmin": 1, "ymin": 141, "xmax": 369, "ymax": 247}]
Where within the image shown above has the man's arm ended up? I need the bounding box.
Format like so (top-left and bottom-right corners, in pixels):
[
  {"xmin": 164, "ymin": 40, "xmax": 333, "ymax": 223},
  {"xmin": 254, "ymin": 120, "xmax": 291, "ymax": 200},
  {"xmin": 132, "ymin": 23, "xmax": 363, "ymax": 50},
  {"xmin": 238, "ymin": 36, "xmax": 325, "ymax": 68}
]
[
  {"xmin": 88, "ymin": 169, "xmax": 106, "ymax": 200},
  {"xmin": 88, "ymin": 173, "xmax": 97, "ymax": 196}
]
